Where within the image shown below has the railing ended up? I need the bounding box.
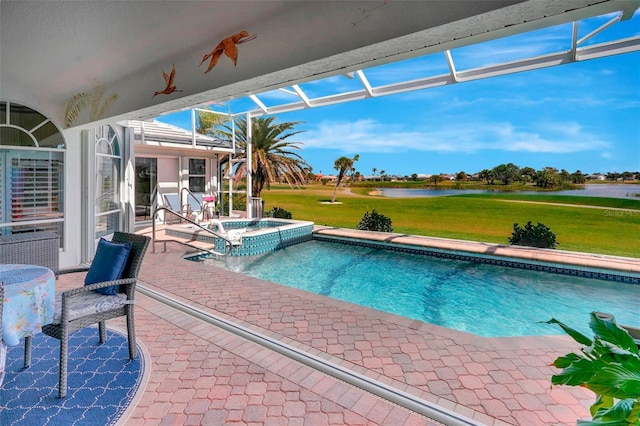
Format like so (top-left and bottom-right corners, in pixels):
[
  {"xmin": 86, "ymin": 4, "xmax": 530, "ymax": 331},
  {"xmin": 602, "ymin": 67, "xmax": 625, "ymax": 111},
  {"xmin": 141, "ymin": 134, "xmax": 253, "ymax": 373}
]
[{"xmin": 151, "ymin": 206, "xmax": 232, "ymax": 257}]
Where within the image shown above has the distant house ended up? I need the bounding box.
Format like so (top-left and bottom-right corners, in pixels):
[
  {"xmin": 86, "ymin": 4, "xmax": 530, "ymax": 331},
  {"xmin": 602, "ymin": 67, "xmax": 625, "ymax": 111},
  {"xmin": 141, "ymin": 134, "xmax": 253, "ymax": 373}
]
[
  {"xmin": 315, "ymin": 174, "xmax": 338, "ymax": 182},
  {"xmin": 122, "ymin": 120, "xmax": 237, "ymax": 224},
  {"xmin": 587, "ymin": 173, "xmax": 606, "ymax": 181}
]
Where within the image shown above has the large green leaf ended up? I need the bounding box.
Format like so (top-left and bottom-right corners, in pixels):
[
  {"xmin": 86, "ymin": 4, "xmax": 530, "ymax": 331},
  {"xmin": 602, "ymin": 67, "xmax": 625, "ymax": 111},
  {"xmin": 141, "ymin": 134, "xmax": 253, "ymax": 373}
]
[
  {"xmin": 587, "ymin": 361, "xmax": 640, "ymax": 399},
  {"xmin": 577, "ymin": 419, "xmax": 635, "ymax": 426},
  {"xmin": 590, "ymin": 313, "xmax": 639, "ymax": 355},
  {"xmin": 590, "ymin": 395, "xmax": 614, "ymax": 417},
  {"xmin": 552, "ymin": 357, "xmax": 604, "ymax": 386},
  {"xmin": 554, "ymin": 352, "xmax": 583, "ymax": 369},
  {"xmin": 625, "ymin": 401, "xmax": 640, "ymax": 424},
  {"xmin": 580, "ymin": 399, "xmax": 640, "ymax": 426},
  {"xmin": 543, "ymin": 318, "xmax": 593, "ymax": 346}
]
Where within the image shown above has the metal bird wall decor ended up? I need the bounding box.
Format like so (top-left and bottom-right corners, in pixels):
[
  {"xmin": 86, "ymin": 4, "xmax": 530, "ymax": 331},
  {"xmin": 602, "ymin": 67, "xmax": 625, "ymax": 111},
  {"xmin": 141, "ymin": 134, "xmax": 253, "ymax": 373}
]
[
  {"xmin": 153, "ymin": 63, "xmax": 182, "ymax": 98},
  {"xmin": 200, "ymin": 30, "xmax": 257, "ymax": 74}
]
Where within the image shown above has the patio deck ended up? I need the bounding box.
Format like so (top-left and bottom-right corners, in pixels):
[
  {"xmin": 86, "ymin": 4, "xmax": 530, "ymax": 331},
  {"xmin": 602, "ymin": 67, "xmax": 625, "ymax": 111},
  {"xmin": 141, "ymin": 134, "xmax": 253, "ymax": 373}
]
[{"xmin": 55, "ymin": 238, "xmax": 601, "ymax": 425}]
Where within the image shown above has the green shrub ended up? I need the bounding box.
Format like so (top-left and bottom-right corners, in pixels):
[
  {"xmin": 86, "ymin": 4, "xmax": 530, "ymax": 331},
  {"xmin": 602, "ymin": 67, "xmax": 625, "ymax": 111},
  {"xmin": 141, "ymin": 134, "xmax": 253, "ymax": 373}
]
[
  {"xmin": 543, "ymin": 313, "xmax": 640, "ymax": 426},
  {"xmin": 269, "ymin": 207, "xmax": 292, "ymax": 219},
  {"xmin": 509, "ymin": 221, "xmax": 557, "ymax": 248},
  {"xmin": 357, "ymin": 209, "xmax": 392, "ymax": 232},
  {"xmin": 219, "ymin": 193, "xmax": 246, "ymax": 215}
]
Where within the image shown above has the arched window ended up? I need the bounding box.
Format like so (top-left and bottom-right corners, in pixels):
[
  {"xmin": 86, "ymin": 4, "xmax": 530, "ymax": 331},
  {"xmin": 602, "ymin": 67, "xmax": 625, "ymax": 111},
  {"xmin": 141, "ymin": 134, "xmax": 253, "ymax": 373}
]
[{"xmin": 0, "ymin": 101, "xmax": 65, "ymax": 242}]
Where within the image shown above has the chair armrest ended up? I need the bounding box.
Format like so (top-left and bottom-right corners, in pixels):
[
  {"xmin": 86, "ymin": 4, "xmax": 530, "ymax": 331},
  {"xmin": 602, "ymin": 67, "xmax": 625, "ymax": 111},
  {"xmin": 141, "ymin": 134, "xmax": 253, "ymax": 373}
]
[
  {"xmin": 61, "ymin": 278, "xmax": 137, "ymax": 299},
  {"xmin": 57, "ymin": 266, "xmax": 91, "ymax": 275}
]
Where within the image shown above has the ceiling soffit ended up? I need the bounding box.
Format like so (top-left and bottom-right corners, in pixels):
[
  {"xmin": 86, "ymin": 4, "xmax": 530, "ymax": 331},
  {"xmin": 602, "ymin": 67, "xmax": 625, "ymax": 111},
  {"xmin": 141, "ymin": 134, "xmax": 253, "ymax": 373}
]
[{"xmin": 2, "ymin": 1, "xmax": 636, "ymax": 128}]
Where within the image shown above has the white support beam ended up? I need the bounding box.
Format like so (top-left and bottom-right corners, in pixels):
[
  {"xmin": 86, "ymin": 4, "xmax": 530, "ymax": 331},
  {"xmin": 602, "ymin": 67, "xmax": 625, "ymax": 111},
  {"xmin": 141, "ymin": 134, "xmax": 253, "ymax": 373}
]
[
  {"xmin": 570, "ymin": 21, "xmax": 579, "ymax": 62},
  {"xmin": 577, "ymin": 13, "xmax": 621, "ymax": 46},
  {"xmin": 373, "ymin": 75, "xmax": 453, "ymax": 97},
  {"xmin": 278, "ymin": 87, "xmax": 298, "ymax": 97},
  {"xmin": 191, "ymin": 108, "xmax": 197, "ymax": 148},
  {"xmin": 292, "ymin": 85, "xmax": 312, "ymax": 108},
  {"xmin": 355, "ymin": 70, "xmax": 374, "ymax": 97},
  {"xmin": 576, "ymin": 36, "xmax": 640, "ymax": 61},
  {"xmin": 249, "ymin": 95, "xmax": 269, "ymax": 114},
  {"xmin": 245, "ymin": 112, "xmax": 252, "ymax": 218},
  {"xmin": 444, "ymin": 50, "xmax": 459, "ymax": 83}
]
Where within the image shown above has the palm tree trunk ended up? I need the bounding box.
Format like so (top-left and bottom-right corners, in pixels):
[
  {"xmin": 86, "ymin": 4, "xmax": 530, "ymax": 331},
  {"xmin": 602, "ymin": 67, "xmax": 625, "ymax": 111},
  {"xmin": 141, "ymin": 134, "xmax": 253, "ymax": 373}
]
[{"xmin": 330, "ymin": 181, "xmax": 339, "ymax": 203}]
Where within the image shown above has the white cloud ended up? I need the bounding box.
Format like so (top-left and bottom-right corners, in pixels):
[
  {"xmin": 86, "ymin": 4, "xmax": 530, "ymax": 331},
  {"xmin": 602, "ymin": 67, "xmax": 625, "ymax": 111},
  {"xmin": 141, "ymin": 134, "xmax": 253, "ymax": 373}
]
[
  {"xmin": 300, "ymin": 119, "xmax": 611, "ymax": 155},
  {"xmin": 451, "ymin": 25, "xmax": 571, "ymax": 69}
]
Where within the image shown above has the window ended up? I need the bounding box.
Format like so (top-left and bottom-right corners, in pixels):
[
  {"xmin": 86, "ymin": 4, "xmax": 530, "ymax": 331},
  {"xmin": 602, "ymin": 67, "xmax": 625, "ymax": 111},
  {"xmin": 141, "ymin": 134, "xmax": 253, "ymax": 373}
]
[
  {"xmin": 94, "ymin": 125, "xmax": 121, "ymax": 238},
  {"xmin": 0, "ymin": 101, "xmax": 65, "ymax": 242},
  {"xmin": 189, "ymin": 158, "xmax": 206, "ymax": 193}
]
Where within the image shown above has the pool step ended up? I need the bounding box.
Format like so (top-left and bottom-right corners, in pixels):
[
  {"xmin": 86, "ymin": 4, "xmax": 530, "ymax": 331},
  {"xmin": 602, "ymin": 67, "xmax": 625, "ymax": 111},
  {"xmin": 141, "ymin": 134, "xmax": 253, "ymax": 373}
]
[{"xmin": 150, "ymin": 224, "xmax": 227, "ymax": 256}]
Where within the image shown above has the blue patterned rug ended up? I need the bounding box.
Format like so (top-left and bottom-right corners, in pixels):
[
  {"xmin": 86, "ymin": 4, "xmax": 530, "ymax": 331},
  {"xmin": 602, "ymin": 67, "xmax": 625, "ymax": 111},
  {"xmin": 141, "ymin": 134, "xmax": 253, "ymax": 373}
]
[{"xmin": 0, "ymin": 327, "xmax": 145, "ymax": 425}]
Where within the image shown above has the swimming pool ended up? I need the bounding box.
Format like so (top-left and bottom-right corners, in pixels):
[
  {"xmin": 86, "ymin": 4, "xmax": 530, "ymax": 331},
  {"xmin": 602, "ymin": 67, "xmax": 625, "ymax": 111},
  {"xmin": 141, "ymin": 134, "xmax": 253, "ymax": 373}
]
[{"xmin": 201, "ymin": 239, "xmax": 640, "ymax": 338}]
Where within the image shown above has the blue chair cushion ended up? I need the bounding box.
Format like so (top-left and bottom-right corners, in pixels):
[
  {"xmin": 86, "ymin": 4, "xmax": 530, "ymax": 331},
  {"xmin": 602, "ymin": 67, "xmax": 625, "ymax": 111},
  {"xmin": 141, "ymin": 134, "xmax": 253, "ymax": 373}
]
[{"xmin": 84, "ymin": 238, "xmax": 133, "ymax": 295}]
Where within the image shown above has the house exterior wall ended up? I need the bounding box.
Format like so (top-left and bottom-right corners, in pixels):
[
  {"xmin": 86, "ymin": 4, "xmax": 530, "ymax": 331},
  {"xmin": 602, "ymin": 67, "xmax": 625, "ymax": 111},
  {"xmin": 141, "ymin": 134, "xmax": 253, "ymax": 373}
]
[
  {"xmin": 56, "ymin": 129, "xmax": 81, "ymax": 268},
  {"xmin": 56, "ymin": 126, "xmax": 223, "ymax": 269}
]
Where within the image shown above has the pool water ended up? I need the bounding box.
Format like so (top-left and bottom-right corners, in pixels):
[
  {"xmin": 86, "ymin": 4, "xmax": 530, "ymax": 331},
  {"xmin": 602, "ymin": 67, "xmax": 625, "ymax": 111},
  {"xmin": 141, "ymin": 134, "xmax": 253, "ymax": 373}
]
[{"xmin": 203, "ymin": 240, "xmax": 640, "ymax": 338}]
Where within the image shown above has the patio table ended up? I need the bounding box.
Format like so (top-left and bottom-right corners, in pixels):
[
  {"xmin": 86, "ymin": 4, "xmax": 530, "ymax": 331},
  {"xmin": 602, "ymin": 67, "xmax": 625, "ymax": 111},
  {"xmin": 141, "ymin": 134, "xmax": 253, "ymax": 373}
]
[{"xmin": 1, "ymin": 264, "xmax": 55, "ymax": 385}]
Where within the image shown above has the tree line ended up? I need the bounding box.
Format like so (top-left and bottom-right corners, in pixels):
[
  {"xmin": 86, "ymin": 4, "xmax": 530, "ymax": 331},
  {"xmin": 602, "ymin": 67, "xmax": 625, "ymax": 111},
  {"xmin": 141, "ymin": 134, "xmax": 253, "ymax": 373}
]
[{"xmin": 475, "ymin": 163, "xmax": 637, "ymax": 189}]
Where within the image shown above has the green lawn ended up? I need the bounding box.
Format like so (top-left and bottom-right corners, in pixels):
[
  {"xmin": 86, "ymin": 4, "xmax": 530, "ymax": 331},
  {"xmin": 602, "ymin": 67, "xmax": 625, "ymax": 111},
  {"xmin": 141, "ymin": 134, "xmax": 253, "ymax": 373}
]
[{"xmin": 261, "ymin": 184, "xmax": 640, "ymax": 258}]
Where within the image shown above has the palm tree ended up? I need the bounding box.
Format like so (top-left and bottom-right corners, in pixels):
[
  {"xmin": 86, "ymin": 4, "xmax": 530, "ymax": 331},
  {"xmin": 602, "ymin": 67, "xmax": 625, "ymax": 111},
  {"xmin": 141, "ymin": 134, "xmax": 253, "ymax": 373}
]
[
  {"xmin": 196, "ymin": 109, "xmax": 228, "ymax": 138},
  {"xmin": 331, "ymin": 154, "xmax": 359, "ymax": 203},
  {"xmin": 218, "ymin": 116, "xmax": 309, "ymax": 198},
  {"xmin": 372, "ymin": 167, "xmax": 377, "ymax": 180},
  {"xmin": 478, "ymin": 169, "xmax": 495, "ymax": 185},
  {"xmin": 429, "ymin": 174, "xmax": 444, "ymax": 186}
]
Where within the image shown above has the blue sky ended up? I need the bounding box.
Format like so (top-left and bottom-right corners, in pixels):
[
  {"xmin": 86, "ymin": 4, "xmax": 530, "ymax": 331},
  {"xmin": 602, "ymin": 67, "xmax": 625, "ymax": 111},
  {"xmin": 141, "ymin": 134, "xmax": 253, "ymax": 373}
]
[{"xmin": 157, "ymin": 11, "xmax": 640, "ymax": 177}]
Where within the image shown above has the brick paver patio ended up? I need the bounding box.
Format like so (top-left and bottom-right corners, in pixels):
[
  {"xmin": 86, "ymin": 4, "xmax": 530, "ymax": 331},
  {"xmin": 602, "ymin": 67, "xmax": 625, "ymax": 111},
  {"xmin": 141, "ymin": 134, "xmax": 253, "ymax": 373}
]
[{"xmin": 57, "ymin": 238, "xmax": 599, "ymax": 425}]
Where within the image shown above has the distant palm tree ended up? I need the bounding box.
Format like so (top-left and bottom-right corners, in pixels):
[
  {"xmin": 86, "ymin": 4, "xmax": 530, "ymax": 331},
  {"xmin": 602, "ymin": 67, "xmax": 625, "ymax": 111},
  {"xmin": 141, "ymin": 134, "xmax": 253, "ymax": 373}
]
[
  {"xmin": 372, "ymin": 167, "xmax": 377, "ymax": 180},
  {"xmin": 331, "ymin": 154, "xmax": 359, "ymax": 203},
  {"xmin": 430, "ymin": 174, "xmax": 444, "ymax": 186},
  {"xmin": 218, "ymin": 116, "xmax": 309, "ymax": 198}
]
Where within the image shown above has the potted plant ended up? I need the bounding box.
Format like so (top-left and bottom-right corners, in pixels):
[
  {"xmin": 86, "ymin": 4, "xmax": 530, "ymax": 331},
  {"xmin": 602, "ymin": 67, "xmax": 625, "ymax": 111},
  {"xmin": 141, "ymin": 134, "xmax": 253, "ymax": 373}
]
[{"xmin": 543, "ymin": 312, "xmax": 640, "ymax": 425}]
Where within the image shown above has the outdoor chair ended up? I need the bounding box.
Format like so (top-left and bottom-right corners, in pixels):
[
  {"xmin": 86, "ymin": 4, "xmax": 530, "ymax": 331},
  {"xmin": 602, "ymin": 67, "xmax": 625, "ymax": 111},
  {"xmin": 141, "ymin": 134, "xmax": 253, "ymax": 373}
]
[
  {"xmin": 162, "ymin": 193, "xmax": 187, "ymax": 223},
  {"xmin": 42, "ymin": 232, "xmax": 150, "ymax": 398}
]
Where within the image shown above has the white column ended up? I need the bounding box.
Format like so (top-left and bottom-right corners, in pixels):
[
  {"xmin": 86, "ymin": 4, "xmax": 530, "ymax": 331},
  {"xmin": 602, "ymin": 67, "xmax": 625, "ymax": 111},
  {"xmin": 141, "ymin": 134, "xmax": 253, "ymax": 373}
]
[{"xmin": 246, "ymin": 113, "xmax": 252, "ymax": 218}]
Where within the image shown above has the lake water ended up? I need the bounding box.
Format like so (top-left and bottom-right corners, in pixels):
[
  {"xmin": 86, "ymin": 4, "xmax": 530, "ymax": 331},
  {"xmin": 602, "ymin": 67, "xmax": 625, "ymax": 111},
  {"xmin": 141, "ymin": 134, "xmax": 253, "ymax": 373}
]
[{"xmin": 378, "ymin": 184, "xmax": 640, "ymax": 199}]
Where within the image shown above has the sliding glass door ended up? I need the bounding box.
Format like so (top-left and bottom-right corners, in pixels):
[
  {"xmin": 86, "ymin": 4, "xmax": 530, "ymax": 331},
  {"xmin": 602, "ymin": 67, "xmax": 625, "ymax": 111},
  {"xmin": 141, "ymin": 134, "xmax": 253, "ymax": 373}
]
[{"xmin": 134, "ymin": 157, "xmax": 157, "ymax": 222}]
